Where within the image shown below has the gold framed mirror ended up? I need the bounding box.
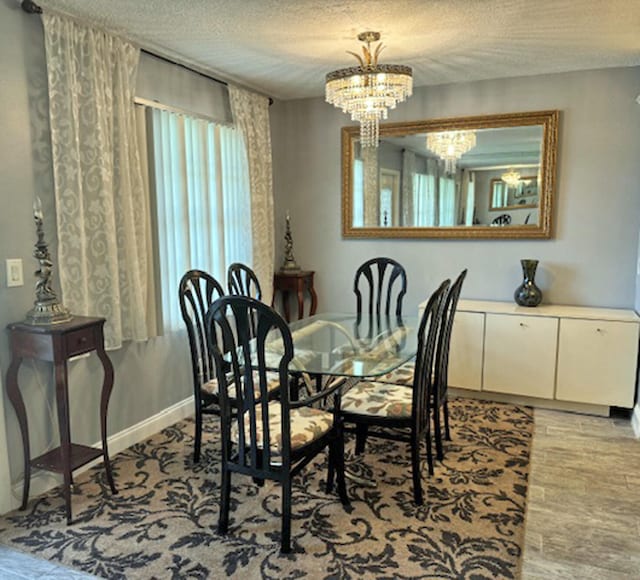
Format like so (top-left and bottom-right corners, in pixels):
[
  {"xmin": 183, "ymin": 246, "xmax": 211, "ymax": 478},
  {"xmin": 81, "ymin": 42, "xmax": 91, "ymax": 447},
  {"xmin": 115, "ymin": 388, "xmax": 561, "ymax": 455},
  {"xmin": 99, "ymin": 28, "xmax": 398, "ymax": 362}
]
[{"xmin": 341, "ymin": 110, "xmax": 559, "ymax": 239}]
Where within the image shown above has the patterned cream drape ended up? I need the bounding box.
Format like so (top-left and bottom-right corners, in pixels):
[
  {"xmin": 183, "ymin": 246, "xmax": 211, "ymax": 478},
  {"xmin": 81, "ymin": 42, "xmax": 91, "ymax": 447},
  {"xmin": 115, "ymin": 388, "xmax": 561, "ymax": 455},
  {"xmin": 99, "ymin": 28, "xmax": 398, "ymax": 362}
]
[
  {"xmin": 228, "ymin": 85, "xmax": 275, "ymax": 304},
  {"xmin": 42, "ymin": 13, "xmax": 150, "ymax": 349}
]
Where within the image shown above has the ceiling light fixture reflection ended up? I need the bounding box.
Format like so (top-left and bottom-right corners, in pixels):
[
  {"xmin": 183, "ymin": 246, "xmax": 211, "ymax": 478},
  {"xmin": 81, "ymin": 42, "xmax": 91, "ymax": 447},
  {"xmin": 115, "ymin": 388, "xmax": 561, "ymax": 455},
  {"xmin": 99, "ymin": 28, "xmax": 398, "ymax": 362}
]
[
  {"xmin": 501, "ymin": 168, "xmax": 522, "ymax": 187},
  {"xmin": 426, "ymin": 130, "xmax": 477, "ymax": 173}
]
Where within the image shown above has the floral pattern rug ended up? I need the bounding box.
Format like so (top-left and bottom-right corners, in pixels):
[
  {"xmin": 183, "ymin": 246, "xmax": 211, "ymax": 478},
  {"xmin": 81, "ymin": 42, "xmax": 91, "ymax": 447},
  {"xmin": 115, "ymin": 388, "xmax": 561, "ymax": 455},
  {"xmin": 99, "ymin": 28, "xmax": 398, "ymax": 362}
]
[{"xmin": 0, "ymin": 398, "xmax": 533, "ymax": 579}]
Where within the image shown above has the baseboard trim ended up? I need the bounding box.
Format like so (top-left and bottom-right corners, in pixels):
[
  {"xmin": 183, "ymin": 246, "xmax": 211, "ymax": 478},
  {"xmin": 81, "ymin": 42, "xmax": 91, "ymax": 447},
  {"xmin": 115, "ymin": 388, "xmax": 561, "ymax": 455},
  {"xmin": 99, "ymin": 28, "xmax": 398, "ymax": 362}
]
[
  {"xmin": 449, "ymin": 387, "xmax": 610, "ymax": 416},
  {"xmin": 632, "ymin": 403, "xmax": 640, "ymax": 438},
  {"xmin": 8, "ymin": 397, "xmax": 193, "ymax": 511}
]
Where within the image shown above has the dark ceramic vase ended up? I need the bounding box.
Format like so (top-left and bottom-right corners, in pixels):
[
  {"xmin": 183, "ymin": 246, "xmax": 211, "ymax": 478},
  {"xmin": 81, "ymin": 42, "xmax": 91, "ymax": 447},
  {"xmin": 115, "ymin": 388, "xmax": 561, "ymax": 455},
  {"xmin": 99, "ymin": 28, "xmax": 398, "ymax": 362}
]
[{"xmin": 514, "ymin": 259, "xmax": 542, "ymax": 307}]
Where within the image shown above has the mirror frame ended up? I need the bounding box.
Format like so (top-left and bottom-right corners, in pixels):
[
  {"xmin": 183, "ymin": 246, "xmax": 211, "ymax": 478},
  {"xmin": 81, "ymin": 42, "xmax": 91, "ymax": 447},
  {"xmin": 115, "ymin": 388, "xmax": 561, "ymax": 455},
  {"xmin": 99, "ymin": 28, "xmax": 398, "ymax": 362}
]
[{"xmin": 341, "ymin": 110, "xmax": 559, "ymax": 239}]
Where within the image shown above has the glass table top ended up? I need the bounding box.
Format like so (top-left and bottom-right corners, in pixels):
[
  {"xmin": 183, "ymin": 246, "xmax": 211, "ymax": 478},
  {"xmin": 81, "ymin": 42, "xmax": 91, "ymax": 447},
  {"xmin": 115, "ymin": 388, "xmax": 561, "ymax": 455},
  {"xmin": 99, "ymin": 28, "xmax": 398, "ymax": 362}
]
[{"xmin": 266, "ymin": 313, "xmax": 419, "ymax": 378}]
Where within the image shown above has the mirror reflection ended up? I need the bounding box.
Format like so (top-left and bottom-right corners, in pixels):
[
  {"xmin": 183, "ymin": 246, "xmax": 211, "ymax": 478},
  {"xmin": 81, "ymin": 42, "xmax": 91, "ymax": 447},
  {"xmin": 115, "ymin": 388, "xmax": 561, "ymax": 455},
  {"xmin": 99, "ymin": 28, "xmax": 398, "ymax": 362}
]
[{"xmin": 342, "ymin": 111, "xmax": 558, "ymax": 239}]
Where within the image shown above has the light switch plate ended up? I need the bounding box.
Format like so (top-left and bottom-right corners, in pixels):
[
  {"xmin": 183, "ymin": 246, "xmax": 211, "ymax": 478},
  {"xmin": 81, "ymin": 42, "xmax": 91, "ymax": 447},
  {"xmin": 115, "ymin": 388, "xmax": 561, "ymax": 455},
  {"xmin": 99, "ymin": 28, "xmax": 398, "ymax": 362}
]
[{"xmin": 6, "ymin": 258, "xmax": 24, "ymax": 287}]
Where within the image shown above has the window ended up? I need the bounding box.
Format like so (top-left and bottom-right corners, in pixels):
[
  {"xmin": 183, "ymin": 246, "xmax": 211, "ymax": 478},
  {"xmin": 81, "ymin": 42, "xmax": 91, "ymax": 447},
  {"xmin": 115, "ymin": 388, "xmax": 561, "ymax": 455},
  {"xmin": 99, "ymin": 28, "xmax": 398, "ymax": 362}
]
[{"xmin": 148, "ymin": 108, "xmax": 252, "ymax": 331}]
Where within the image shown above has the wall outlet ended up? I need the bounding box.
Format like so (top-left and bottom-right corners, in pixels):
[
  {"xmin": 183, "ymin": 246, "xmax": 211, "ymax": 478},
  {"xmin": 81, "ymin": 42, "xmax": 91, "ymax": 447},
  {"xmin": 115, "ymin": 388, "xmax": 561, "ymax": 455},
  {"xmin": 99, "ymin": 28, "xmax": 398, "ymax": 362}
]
[{"xmin": 6, "ymin": 259, "xmax": 24, "ymax": 287}]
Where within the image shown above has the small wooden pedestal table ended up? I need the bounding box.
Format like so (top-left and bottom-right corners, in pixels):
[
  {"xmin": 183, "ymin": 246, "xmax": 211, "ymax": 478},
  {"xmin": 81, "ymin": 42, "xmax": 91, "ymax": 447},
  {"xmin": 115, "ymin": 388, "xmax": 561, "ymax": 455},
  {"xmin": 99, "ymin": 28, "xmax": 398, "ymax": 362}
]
[
  {"xmin": 5, "ymin": 316, "xmax": 117, "ymax": 524},
  {"xmin": 272, "ymin": 270, "xmax": 318, "ymax": 322}
]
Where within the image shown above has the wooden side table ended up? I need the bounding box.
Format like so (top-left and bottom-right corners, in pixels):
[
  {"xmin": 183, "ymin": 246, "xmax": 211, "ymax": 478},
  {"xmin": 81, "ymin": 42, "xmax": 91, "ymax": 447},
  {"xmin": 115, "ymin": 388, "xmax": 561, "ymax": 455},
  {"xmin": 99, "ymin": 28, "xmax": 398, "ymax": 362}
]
[
  {"xmin": 5, "ymin": 316, "xmax": 117, "ymax": 524},
  {"xmin": 272, "ymin": 270, "xmax": 318, "ymax": 322}
]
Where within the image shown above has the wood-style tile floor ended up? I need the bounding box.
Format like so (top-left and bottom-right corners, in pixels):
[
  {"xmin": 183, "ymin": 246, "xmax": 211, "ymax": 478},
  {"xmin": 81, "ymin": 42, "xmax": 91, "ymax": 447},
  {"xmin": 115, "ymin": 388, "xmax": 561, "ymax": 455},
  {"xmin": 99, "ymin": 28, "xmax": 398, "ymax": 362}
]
[{"xmin": 522, "ymin": 408, "xmax": 640, "ymax": 579}]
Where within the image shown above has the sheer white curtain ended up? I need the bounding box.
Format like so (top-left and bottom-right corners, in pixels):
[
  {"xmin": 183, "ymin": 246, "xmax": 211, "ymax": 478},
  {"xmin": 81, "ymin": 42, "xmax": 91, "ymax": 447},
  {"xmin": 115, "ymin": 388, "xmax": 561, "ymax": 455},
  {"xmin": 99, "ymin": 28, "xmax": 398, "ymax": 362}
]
[
  {"xmin": 149, "ymin": 108, "xmax": 251, "ymax": 331},
  {"xmin": 228, "ymin": 85, "xmax": 274, "ymax": 304},
  {"xmin": 464, "ymin": 171, "xmax": 476, "ymax": 225},
  {"xmin": 43, "ymin": 13, "xmax": 150, "ymax": 349},
  {"xmin": 413, "ymin": 173, "xmax": 436, "ymax": 226},
  {"xmin": 438, "ymin": 175, "xmax": 457, "ymax": 226},
  {"xmin": 401, "ymin": 150, "xmax": 415, "ymax": 225},
  {"xmin": 352, "ymin": 158, "xmax": 364, "ymax": 227}
]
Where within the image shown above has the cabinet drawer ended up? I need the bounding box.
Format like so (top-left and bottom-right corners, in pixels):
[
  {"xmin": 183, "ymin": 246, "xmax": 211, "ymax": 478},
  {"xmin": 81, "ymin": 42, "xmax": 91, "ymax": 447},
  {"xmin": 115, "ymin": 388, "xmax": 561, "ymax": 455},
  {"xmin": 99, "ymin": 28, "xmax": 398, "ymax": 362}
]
[
  {"xmin": 556, "ymin": 319, "xmax": 639, "ymax": 407},
  {"xmin": 449, "ymin": 311, "xmax": 484, "ymax": 391},
  {"xmin": 65, "ymin": 327, "xmax": 97, "ymax": 357},
  {"xmin": 483, "ymin": 313, "xmax": 558, "ymax": 399}
]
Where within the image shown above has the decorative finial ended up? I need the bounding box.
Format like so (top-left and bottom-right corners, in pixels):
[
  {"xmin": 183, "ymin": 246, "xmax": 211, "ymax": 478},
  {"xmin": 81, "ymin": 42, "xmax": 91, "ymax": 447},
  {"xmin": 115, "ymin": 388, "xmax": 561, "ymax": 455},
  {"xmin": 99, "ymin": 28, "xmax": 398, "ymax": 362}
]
[
  {"xmin": 281, "ymin": 211, "xmax": 300, "ymax": 272},
  {"xmin": 25, "ymin": 197, "xmax": 72, "ymax": 325}
]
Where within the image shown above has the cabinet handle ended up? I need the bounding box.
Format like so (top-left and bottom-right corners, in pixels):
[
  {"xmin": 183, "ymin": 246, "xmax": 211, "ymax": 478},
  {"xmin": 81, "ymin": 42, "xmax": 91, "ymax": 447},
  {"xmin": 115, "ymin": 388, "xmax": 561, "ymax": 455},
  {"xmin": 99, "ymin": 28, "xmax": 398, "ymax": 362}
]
[
  {"xmin": 596, "ymin": 328, "xmax": 602, "ymax": 333},
  {"xmin": 519, "ymin": 322, "xmax": 527, "ymax": 327},
  {"xmin": 79, "ymin": 336, "xmax": 87, "ymax": 343}
]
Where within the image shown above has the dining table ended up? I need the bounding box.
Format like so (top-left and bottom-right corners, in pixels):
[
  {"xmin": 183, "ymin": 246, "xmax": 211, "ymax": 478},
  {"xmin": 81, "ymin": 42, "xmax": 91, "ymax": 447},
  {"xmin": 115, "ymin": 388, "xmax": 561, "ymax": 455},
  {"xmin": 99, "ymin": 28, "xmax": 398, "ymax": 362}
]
[{"xmin": 264, "ymin": 311, "xmax": 420, "ymax": 397}]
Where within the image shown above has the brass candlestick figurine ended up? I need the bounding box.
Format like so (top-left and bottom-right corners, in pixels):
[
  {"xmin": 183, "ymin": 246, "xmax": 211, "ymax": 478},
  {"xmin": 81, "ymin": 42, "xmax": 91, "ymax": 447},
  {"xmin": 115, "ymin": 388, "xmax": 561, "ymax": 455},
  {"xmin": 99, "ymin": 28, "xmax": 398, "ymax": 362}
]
[
  {"xmin": 281, "ymin": 211, "xmax": 300, "ymax": 272},
  {"xmin": 25, "ymin": 197, "xmax": 72, "ymax": 325}
]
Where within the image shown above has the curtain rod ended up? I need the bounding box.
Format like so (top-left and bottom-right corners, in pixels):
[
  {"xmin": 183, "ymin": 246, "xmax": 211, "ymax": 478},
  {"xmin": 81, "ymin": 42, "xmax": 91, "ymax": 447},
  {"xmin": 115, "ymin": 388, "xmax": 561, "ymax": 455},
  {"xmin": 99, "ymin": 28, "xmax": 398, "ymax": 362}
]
[
  {"xmin": 20, "ymin": 0, "xmax": 274, "ymax": 104},
  {"xmin": 21, "ymin": 0, "xmax": 228, "ymax": 88}
]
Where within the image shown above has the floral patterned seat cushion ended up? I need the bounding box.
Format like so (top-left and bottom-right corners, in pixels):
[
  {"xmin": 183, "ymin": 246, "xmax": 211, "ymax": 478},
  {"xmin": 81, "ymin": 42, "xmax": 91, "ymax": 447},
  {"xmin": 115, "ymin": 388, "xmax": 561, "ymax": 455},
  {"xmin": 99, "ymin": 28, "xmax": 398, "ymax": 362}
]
[
  {"xmin": 374, "ymin": 361, "xmax": 416, "ymax": 385},
  {"xmin": 341, "ymin": 381, "xmax": 413, "ymax": 418},
  {"xmin": 231, "ymin": 404, "xmax": 334, "ymax": 456},
  {"xmin": 201, "ymin": 371, "xmax": 281, "ymax": 399}
]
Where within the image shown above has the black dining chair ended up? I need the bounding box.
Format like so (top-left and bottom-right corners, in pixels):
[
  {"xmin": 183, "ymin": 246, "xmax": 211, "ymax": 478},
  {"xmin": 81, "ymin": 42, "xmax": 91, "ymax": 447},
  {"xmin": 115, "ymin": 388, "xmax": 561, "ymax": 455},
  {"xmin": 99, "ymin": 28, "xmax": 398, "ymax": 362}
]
[
  {"xmin": 179, "ymin": 269, "xmax": 280, "ymax": 463},
  {"xmin": 178, "ymin": 270, "xmax": 226, "ymax": 463},
  {"xmin": 339, "ymin": 279, "xmax": 450, "ymax": 505},
  {"xmin": 227, "ymin": 262, "xmax": 262, "ymax": 301},
  {"xmin": 207, "ymin": 295, "xmax": 350, "ymax": 553},
  {"xmin": 432, "ymin": 269, "xmax": 467, "ymax": 461}
]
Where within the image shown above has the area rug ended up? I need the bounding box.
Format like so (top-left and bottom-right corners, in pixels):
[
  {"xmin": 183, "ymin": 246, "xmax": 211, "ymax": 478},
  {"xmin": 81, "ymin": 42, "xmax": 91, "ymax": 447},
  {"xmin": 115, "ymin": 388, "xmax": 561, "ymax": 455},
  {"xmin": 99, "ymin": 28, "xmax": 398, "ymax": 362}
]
[{"xmin": 0, "ymin": 398, "xmax": 533, "ymax": 579}]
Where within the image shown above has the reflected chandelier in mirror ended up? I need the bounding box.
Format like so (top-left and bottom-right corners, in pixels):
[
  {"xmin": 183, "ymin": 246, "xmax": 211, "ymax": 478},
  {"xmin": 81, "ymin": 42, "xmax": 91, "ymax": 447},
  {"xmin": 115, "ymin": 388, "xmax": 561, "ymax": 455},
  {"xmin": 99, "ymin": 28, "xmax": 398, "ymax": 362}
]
[{"xmin": 342, "ymin": 110, "xmax": 559, "ymax": 239}]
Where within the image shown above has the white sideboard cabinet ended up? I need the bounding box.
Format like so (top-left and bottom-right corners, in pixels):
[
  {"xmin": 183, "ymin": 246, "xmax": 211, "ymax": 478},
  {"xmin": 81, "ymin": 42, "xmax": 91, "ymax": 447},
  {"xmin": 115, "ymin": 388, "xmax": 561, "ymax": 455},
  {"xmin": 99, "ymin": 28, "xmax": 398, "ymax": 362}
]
[{"xmin": 421, "ymin": 299, "xmax": 640, "ymax": 410}]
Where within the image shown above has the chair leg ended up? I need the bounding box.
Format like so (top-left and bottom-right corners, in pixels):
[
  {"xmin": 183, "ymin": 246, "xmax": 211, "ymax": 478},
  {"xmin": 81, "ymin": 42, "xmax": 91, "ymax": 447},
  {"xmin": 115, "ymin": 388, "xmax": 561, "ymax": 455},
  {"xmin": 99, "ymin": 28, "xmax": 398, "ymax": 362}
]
[
  {"xmin": 326, "ymin": 441, "xmax": 336, "ymax": 494},
  {"xmin": 425, "ymin": 429, "xmax": 434, "ymax": 476},
  {"xmin": 252, "ymin": 450, "xmax": 265, "ymax": 487},
  {"xmin": 333, "ymin": 434, "xmax": 350, "ymax": 507},
  {"xmin": 281, "ymin": 476, "xmax": 292, "ymax": 553},
  {"xmin": 355, "ymin": 424, "xmax": 368, "ymax": 455},
  {"xmin": 410, "ymin": 434, "xmax": 423, "ymax": 505},
  {"xmin": 433, "ymin": 405, "xmax": 444, "ymax": 461},
  {"xmin": 443, "ymin": 397, "xmax": 451, "ymax": 441},
  {"xmin": 193, "ymin": 403, "xmax": 203, "ymax": 463},
  {"xmin": 218, "ymin": 465, "xmax": 231, "ymax": 535}
]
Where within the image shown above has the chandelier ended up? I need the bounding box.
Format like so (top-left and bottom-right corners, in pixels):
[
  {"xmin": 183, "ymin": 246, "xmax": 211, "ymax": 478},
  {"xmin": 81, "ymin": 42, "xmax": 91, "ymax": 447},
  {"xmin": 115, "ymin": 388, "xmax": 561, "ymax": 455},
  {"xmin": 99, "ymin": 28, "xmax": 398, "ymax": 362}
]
[
  {"xmin": 325, "ymin": 31, "xmax": 413, "ymax": 148},
  {"xmin": 426, "ymin": 130, "xmax": 476, "ymax": 173},
  {"xmin": 501, "ymin": 168, "xmax": 521, "ymax": 188}
]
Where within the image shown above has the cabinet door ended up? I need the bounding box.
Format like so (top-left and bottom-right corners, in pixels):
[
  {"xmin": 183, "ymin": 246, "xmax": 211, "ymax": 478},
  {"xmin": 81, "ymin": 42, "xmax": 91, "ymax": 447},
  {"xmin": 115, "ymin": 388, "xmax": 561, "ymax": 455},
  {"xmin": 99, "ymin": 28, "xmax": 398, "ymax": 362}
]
[
  {"xmin": 556, "ymin": 319, "xmax": 639, "ymax": 407},
  {"xmin": 449, "ymin": 312, "xmax": 484, "ymax": 391},
  {"xmin": 483, "ymin": 314, "xmax": 558, "ymax": 398}
]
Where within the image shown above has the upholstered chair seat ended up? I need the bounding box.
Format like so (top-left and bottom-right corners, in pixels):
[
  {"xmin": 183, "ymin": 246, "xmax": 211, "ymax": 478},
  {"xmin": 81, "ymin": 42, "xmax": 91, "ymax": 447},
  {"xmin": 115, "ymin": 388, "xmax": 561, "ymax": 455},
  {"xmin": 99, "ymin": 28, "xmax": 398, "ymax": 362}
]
[
  {"xmin": 202, "ymin": 371, "xmax": 281, "ymax": 398},
  {"xmin": 375, "ymin": 360, "xmax": 416, "ymax": 385},
  {"xmin": 341, "ymin": 381, "xmax": 413, "ymax": 418},
  {"xmin": 231, "ymin": 404, "xmax": 334, "ymax": 457}
]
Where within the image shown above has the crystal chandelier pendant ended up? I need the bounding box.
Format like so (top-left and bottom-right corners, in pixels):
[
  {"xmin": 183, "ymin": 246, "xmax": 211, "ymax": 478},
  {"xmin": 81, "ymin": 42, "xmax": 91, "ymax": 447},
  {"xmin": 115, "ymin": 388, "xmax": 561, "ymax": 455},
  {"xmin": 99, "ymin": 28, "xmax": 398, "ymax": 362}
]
[{"xmin": 325, "ymin": 31, "xmax": 413, "ymax": 148}]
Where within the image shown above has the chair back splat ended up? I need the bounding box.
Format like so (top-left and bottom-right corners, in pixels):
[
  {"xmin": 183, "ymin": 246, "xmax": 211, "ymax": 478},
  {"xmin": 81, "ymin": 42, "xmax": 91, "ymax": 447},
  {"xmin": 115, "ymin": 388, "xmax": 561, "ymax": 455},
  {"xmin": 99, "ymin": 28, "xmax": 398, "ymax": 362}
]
[
  {"xmin": 354, "ymin": 257, "xmax": 407, "ymax": 320},
  {"xmin": 178, "ymin": 270, "xmax": 226, "ymax": 462},
  {"xmin": 227, "ymin": 262, "xmax": 263, "ymax": 301}
]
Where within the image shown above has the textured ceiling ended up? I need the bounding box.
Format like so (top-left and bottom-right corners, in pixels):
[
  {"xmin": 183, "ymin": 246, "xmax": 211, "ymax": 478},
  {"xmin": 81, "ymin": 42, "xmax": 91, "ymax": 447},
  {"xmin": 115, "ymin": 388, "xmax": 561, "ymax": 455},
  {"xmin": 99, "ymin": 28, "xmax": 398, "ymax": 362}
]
[{"xmin": 35, "ymin": 0, "xmax": 640, "ymax": 100}]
